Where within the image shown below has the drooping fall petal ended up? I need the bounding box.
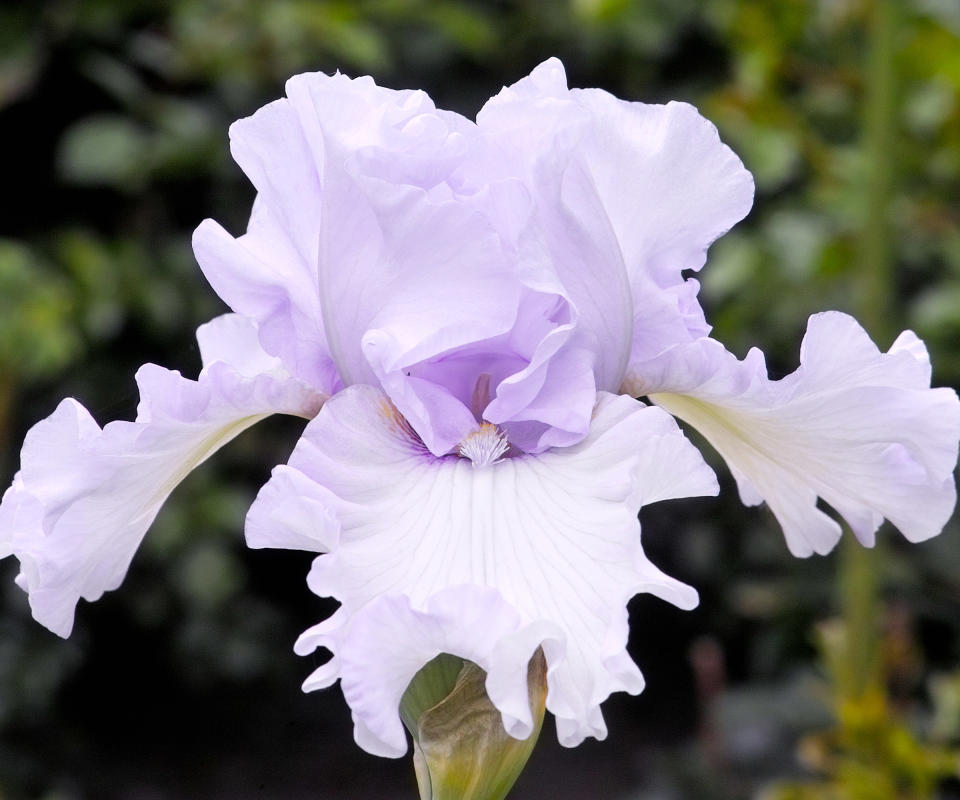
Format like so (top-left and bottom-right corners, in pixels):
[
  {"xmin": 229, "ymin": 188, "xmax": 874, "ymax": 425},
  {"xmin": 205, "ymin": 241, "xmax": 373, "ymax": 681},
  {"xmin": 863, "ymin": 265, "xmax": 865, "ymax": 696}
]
[
  {"xmin": 629, "ymin": 311, "xmax": 960, "ymax": 557},
  {"xmin": 0, "ymin": 315, "xmax": 325, "ymax": 636},
  {"xmin": 246, "ymin": 385, "xmax": 717, "ymax": 754}
]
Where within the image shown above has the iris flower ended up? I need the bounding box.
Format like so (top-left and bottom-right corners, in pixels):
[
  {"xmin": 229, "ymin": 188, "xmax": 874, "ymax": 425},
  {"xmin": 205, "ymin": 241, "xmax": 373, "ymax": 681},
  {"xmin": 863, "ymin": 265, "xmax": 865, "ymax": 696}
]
[{"xmin": 2, "ymin": 59, "xmax": 958, "ymax": 759}]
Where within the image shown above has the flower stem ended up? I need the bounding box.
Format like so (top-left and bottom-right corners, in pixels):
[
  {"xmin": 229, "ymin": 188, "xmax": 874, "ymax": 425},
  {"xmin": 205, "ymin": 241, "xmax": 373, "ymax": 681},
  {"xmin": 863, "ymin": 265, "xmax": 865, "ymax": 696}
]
[
  {"xmin": 838, "ymin": 0, "xmax": 899, "ymax": 703},
  {"xmin": 858, "ymin": 0, "xmax": 898, "ymax": 338}
]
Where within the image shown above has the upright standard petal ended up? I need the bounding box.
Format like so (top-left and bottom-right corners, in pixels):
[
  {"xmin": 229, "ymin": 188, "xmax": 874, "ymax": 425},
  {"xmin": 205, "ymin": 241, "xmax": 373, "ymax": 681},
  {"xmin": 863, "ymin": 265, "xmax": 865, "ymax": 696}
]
[
  {"xmin": 283, "ymin": 68, "xmax": 619, "ymax": 453},
  {"xmin": 202, "ymin": 64, "xmax": 710, "ymax": 456},
  {"xmin": 282, "ymin": 70, "xmax": 498, "ymax": 391},
  {"xmin": 246, "ymin": 385, "xmax": 718, "ymax": 755},
  {"xmin": 0, "ymin": 315, "xmax": 325, "ymax": 636},
  {"xmin": 217, "ymin": 68, "xmax": 590, "ymax": 455},
  {"xmin": 630, "ymin": 312, "xmax": 960, "ymax": 557},
  {"xmin": 472, "ymin": 61, "xmax": 634, "ymax": 395},
  {"xmin": 477, "ymin": 57, "xmax": 754, "ymax": 374},
  {"xmin": 193, "ymin": 97, "xmax": 339, "ymax": 393}
]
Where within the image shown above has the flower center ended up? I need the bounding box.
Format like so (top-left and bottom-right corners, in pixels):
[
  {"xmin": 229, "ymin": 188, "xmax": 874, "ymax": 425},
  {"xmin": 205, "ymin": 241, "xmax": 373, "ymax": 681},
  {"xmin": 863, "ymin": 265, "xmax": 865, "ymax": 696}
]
[{"xmin": 458, "ymin": 423, "xmax": 510, "ymax": 468}]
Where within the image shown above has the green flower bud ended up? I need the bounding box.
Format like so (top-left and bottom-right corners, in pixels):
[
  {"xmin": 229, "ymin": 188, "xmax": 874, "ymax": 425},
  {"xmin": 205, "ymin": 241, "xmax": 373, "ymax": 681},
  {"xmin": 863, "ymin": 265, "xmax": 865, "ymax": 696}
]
[{"xmin": 400, "ymin": 650, "xmax": 548, "ymax": 800}]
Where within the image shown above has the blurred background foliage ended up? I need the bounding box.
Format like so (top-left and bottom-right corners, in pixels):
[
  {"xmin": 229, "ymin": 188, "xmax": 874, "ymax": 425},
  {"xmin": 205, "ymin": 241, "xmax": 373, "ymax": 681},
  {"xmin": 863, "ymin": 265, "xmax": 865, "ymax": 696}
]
[{"xmin": 1, "ymin": 0, "xmax": 959, "ymax": 798}]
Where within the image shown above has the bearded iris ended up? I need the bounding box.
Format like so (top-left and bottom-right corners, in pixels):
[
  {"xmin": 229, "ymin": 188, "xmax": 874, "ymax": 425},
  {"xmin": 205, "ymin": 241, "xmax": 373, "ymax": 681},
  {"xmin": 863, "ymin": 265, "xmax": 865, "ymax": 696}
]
[{"xmin": 2, "ymin": 58, "xmax": 958, "ymax": 761}]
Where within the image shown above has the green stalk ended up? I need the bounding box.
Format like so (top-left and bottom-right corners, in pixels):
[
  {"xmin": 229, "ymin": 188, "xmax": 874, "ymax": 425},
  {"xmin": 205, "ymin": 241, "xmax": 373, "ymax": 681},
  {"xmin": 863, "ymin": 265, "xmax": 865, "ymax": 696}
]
[
  {"xmin": 838, "ymin": 0, "xmax": 898, "ymax": 703},
  {"xmin": 858, "ymin": 0, "xmax": 898, "ymax": 337}
]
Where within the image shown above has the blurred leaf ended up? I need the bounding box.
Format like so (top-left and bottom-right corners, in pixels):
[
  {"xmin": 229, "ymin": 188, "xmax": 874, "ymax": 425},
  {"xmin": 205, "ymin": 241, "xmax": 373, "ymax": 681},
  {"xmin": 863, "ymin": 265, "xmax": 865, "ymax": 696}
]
[
  {"xmin": 0, "ymin": 240, "xmax": 79, "ymax": 380},
  {"xmin": 0, "ymin": 9, "xmax": 44, "ymax": 109},
  {"xmin": 57, "ymin": 114, "xmax": 151, "ymax": 191}
]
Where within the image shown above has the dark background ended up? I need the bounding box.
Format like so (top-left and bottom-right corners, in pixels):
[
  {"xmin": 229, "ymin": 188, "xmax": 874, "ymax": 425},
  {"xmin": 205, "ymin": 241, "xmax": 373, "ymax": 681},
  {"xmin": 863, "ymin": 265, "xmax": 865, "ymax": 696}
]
[{"xmin": 1, "ymin": 1, "xmax": 959, "ymax": 798}]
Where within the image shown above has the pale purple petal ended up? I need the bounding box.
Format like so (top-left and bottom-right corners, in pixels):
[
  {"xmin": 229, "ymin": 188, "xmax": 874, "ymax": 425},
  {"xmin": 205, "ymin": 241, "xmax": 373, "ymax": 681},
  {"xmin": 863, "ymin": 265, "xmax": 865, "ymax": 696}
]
[
  {"xmin": 0, "ymin": 315, "xmax": 325, "ymax": 636},
  {"xmin": 192, "ymin": 96, "xmax": 339, "ymax": 393},
  {"xmin": 200, "ymin": 62, "xmax": 750, "ymax": 454},
  {"xmin": 634, "ymin": 312, "xmax": 960, "ymax": 556},
  {"xmin": 278, "ymin": 69, "xmax": 586, "ymax": 453},
  {"xmin": 248, "ymin": 385, "xmax": 717, "ymax": 753},
  {"xmin": 477, "ymin": 57, "xmax": 754, "ymax": 379},
  {"xmin": 297, "ymin": 587, "xmax": 562, "ymax": 757},
  {"xmin": 192, "ymin": 211, "xmax": 338, "ymax": 394},
  {"xmin": 229, "ymin": 98, "xmax": 324, "ymax": 268},
  {"xmin": 284, "ymin": 71, "xmax": 474, "ymax": 193},
  {"xmin": 473, "ymin": 60, "xmax": 634, "ymax": 395},
  {"xmin": 486, "ymin": 340, "xmax": 597, "ymax": 452},
  {"xmin": 567, "ymin": 89, "xmax": 755, "ymax": 285}
]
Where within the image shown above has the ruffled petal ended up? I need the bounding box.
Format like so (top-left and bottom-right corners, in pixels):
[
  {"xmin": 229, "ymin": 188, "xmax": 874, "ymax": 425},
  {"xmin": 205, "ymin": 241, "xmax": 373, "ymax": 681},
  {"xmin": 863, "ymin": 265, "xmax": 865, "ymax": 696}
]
[
  {"xmin": 216, "ymin": 66, "xmax": 624, "ymax": 454},
  {"xmin": 283, "ymin": 72, "xmax": 498, "ymax": 390},
  {"xmin": 477, "ymin": 57, "xmax": 754, "ymax": 381},
  {"xmin": 297, "ymin": 587, "xmax": 561, "ymax": 758},
  {"xmin": 284, "ymin": 71, "xmax": 474, "ymax": 192},
  {"xmin": 282, "ymin": 69, "xmax": 563, "ymax": 454},
  {"xmin": 473, "ymin": 61, "xmax": 634, "ymax": 395},
  {"xmin": 203, "ymin": 63, "xmax": 744, "ymax": 456},
  {"xmin": 196, "ymin": 72, "xmax": 487, "ymax": 408},
  {"xmin": 567, "ymin": 87, "xmax": 755, "ymax": 286},
  {"xmin": 193, "ymin": 211, "xmax": 338, "ymax": 394},
  {"xmin": 633, "ymin": 311, "xmax": 960, "ymax": 557},
  {"xmin": 0, "ymin": 315, "xmax": 325, "ymax": 636},
  {"xmin": 192, "ymin": 95, "xmax": 339, "ymax": 393},
  {"xmin": 248, "ymin": 384, "xmax": 717, "ymax": 754}
]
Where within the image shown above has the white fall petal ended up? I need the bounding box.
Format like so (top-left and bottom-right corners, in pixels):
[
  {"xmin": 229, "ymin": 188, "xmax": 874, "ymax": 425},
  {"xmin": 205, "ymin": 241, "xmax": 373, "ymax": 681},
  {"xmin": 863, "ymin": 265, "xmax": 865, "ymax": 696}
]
[
  {"xmin": 0, "ymin": 314, "xmax": 325, "ymax": 636},
  {"xmin": 295, "ymin": 586, "xmax": 561, "ymax": 758},
  {"xmin": 627, "ymin": 311, "xmax": 960, "ymax": 557},
  {"xmin": 245, "ymin": 384, "xmax": 718, "ymax": 755}
]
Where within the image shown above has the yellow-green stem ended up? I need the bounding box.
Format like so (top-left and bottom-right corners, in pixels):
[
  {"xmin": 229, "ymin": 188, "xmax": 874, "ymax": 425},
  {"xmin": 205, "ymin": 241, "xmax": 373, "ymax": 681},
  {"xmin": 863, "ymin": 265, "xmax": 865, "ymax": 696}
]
[
  {"xmin": 858, "ymin": 0, "xmax": 898, "ymax": 336},
  {"xmin": 838, "ymin": 0, "xmax": 899, "ymax": 702}
]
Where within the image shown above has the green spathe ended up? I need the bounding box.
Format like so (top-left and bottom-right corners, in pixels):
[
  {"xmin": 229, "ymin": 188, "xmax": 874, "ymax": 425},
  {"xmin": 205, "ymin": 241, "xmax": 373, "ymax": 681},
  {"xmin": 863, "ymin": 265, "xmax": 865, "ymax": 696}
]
[{"xmin": 400, "ymin": 651, "xmax": 548, "ymax": 800}]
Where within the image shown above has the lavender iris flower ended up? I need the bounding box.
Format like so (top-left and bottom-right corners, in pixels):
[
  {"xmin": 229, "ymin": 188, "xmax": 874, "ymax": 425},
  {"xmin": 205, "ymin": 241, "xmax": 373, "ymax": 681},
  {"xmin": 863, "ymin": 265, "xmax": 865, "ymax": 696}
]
[{"xmin": 2, "ymin": 59, "xmax": 958, "ymax": 758}]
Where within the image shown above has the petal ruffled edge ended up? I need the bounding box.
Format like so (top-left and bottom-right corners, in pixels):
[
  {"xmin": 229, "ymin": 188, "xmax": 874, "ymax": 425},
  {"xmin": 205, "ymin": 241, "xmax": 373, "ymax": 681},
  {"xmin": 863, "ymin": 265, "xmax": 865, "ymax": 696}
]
[
  {"xmin": 294, "ymin": 586, "xmax": 562, "ymax": 758},
  {"xmin": 0, "ymin": 314, "xmax": 326, "ymax": 636},
  {"xmin": 639, "ymin": 312, "xmax": 960, "ymax": 556},
  {"xmin": 249, "ymin": 385, "xmax": 718, "ymax": 754}
]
